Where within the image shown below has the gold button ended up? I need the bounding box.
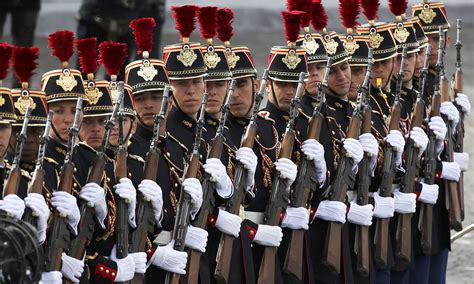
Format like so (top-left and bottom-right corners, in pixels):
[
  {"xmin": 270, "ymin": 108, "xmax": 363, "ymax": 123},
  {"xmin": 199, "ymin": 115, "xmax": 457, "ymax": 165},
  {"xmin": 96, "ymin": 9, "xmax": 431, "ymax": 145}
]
[
  {"xmin": 166, "ymin": 152, "xmax": 171, "ymax": 157},
  {"xmin": 111, "ymin": 272, "xmax": 115, "ymax": 276},
  {"xmin": 100, "ymin": 267, "xmax": 104, "ymax": 271},
  {"xmin": 73, "ymin": 183, "xmax": 77, "ymax": 188},
  {"xmin": 106, "ymin": 269, "xmax": 109, "ymax": 274}
]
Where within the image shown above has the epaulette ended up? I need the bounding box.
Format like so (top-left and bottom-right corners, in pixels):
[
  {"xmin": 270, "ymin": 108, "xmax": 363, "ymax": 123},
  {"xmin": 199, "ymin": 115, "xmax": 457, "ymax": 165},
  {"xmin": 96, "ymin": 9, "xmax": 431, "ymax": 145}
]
[
  {"xmin": 167, "ymin": 132, "xmax": 189, "ymax": 152},
  {"xmin": 128, "ymin": 154, "xmax": 145, "ymax": 164},
  {"xmin": 258, "ymin": 110, "xmax": 275, "ymax": 124},
  {"xmin": 77, "ymin": 141, "xmax": 98, "ymax": 153},
  {"xmin": 44, "ymin": 157, "xmax": 59, "ymax": 166}
]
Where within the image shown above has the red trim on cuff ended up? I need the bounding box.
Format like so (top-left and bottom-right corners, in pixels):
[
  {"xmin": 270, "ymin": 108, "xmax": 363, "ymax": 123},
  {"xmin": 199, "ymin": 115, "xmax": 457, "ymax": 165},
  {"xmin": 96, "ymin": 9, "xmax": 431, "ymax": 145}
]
[
  {"xmin": 435, "ymin": 170, "xmax": 442, "ymax": 183},
  {"xmin": 94, "ymin": 263, "xmax": 117, "ymax": 282},
  {"xmin": 415, "ymin": 191, "xmax": 421, "ymax": 201},
  {"xmin": 246, "ymin": 225, "xmax": 256, "ymax": 241},
  {"xmin": 208, "ymin": 214, "xmax": 217, "ymax": 227},
  {"xmin": 310, "ymin": 207, "xmax": 317, "ymax": 221}
]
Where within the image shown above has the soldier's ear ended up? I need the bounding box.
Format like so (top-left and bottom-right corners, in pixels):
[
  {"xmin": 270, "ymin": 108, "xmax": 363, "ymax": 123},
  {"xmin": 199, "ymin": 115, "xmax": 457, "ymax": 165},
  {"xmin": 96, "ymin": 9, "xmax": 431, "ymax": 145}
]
[
  {"xmin": 131, "ymin": 119, "xmax": 137, "ymax": 135},
  {"xmin": 445, "ymin": 34, "xmax": 452, "ymax": 49}
]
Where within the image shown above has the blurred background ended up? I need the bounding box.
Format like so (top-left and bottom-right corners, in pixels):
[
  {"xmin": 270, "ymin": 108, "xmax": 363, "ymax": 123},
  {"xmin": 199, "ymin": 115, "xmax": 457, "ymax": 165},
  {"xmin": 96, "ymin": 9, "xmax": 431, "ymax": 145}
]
[{"xmin": 1, "ymin": 0, "xmax": 473, "ymax": 282}]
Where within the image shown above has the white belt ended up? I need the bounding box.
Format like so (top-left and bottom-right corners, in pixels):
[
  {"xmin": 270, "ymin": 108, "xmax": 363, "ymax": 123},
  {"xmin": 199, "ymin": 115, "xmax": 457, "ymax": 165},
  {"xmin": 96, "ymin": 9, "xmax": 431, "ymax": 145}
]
[
  {"xmin": 153, "ymin": 230, "xmax": 172, "ymax": 246},
  {"xmin": 244, "ymin": 211, "xmax": 264, "ymax": 224}
]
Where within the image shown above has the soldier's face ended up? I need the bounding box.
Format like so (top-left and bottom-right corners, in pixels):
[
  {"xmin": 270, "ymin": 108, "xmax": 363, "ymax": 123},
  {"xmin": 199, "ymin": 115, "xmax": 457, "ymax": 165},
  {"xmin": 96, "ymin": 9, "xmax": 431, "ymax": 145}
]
[
  {"xmin": 231, "ymin": 77, "xmax": 258, "ymax": 118},
  {"xmin": 414, "ymin": 47, "xmax": 427, "ymax": 78},
  {"xmin": 394, "ymin": 53, "xmax": 417, "ymax": 83},
  {"xmin": 9, "ymin": 126, "xmax": 43, "ymax": 161},
  {"xmin": 49, "ymin": 100, "xmax": 83, "ymax": 142},
  {"xmin": 427, "ymin": 33, "xmax": 451, "ymax": 66},
  {"xmin": 328, "ymin": 61, "xmax": 351, "ymax": 97},
  {"xmin": 109, "ymin": 116, "xmax": 134, "ymax": 147},
  {"xmin": 305, "ymin": 62, "xmax": 326, "ymax": 96},
  {"xmin": 266, "ymin": 80, "xmax": 298, "ymax": 113},
  {"xmin": 0, "ymin": 124, "xmax": 12, "ymax": 159},
  {"xmin": 349, "ymin": 66, "xmax": 367, "ymax": 102},
  {"xmin": 206, "ymin": 80, "xmax": 230, "ymax": 116},
  {"xmin": 79, "ymin": 116, "xmax": 107, "ymax": 150},
  {"xmin": 170, "ymin": 78, "xmax": 205, "ymax": 117},
  {"xmin": 134, "ymin": 90, "xmax": 164, "ymax": 128},
  {"xmin": 372, "ymin": 58, "xmax": 395, "ymax": 90}
]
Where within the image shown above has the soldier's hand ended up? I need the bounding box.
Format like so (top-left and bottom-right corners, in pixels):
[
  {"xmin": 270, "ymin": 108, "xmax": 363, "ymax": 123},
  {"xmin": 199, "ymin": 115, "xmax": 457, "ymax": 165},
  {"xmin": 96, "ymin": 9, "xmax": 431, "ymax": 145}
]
[
  {"xmin": 372, "ymin": 192, "xmax": 395, "ymax": 218},
  {"xmin": 418, "ymin": 182, "xmax": 439, "ymax": 205},
  {"xmin": 236, "ymin": 147, "xmax": 258, "ymax": 189},
  {"xmin": 358, "ymin": 133, "xmax": 379, "ymax": 175},
  {"xmin": 149, "ymin": 240, "xmax": 188, "ymax": 274},
  {"xmin": 440, "ymin": 101, "xmax": 460, "ymax": 129},
  {"xmin": 138, "ymin": 179, "xmax": 163, "ymax": 225},
  {"xmin": 130, "ymin": 252, "xmax": 147, "ymax": 274},
  {"xmin": 184, "ymin": 225, "xmax": 208, "ymax": 252},
  {"xmin": 281, "ymin": 206, "xmax": 309, "ymax": 230},
  {"xmin": 110, "ymin": 245, "xmax": 136, "ymax": 282},
  {"xmin": 0, "ymin": 194, "xmax": 25, "ymax": 220},
  {"xmin": 61, "ymin": 252, "xmax": 84, "ymax": 283},
  {"xmin": 114, "ymin": 178, "xmax": 137, "ymax": 228},
  {"xmin": 454, "ymin": 93, "xmax": 471, "ymax": 117},
  {"xmin": 274, "ymin": 158, "xmax": 297, "ymax": 187},
  {"xmin": 203, "ymin": 158, "xmax": 233, "ymax": 198},
  {"xmin": 40, "ymin": 271, "xmax": 62, "ymax": 284},
  {"xmin": 253, "ymin": 224, "xmax": 283, "ymax": 247},
  {"xmin": 347, "ymin": 201, "xmax": 374, "ymax": 226},
  {"xmin": 51, "ymin": 191, "xmax": 80, "ymax": 235},
  {"xmin": 441, "ymin": 161, "xmax": 461, "ymax": 181},
  {"xmin": 409, "ymin": 127, "xmax": 429, "ymax": 157},
  {"xmin": 215, "ymin": 209, "xmax": 242, "ymax": 237},
  {"xmin": 429, "ymin": 116, "xmax": 447, "ymax": 155},
  {"xmin": 79, "ymin": 182, "xmax": 107, "ymax": 229},
  {"xmin": 182, "ymin": 178, "xmax": 203, "ymax": 219},
  {"xmin": 384, "ymin": 130, "xmax": 405, "ymax": 167},
  {"xmin": 343, "ymin": 138, "xmax": 364, "ymax": 171},
  {"xmin": 453, "ymin": 152, "xmax": 469, "ymax": 171},
  {"xmin": 393, "ymin": 189, "xmax": 417, "ymax": 214},
  {"xmin": 301, "ymin": 139, "xmax": 327, "ymax": 185},
  {"xmin": 315, "ymin": 200, "xmax": 347, "ymax": 223},
  {"xmin": 24, "ymin": 193, "xmax": 50, "ymax": 244}
]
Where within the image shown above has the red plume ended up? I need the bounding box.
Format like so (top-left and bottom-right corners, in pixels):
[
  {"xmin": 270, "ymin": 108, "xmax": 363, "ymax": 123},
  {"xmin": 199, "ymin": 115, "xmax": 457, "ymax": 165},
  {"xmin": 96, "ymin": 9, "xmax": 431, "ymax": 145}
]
[
  {"xmin": 76, "ymin": 38, "xmax": 98, "ymax": 74},
  {"xmin": 47, "ymin": 30, "xmax": 75, "ymax": 63},
  {"xmin": 287, "ymin": 0, "xmax": 312, "ymax": 28},
  {"xmin": 339, "ymin": 0, "xmax": 360, "ymax": 29},
  {"xmin": 130, "ymin": 18, "xmax": 156, "ymax": 55},
  {"xmin": 12, "ymin": 47, "xmax": 39, "ymax": 84},
  {"xmin": 198, "ymin": 6, "xmax": 218, "ymax": 40},
  {"xmin": 311, "ymin": 0, "xmax": 328, "ymax": 31},
  {"xmin": 0, "ymin": 42, "xmax": 13, "ymax": 80},
  {"xmin": 98, "ymin": 41, "xmax": 128, "ymax": 77},
  {"xmin": 172, "ymin": 5, "xmax": 198, "ymax": 39},
  {"xmin": 282, "ymin": 10, "xmax": 305, "ymax": 43},
  {"xmin": 361, "ymin": 0, "xmax": 380, "ymax": 21},
  {"xmin": 388, "ymin": 0, "xmax": 408, "ymax": 17},
  {"xmin": 217, "ymin": 8, "xmax": 234, "ymax": 43}
]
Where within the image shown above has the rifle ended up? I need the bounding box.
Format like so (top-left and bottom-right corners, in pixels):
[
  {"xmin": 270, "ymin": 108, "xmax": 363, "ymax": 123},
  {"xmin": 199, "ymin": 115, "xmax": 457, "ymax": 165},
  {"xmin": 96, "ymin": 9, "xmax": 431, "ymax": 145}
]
[
  {"xmin": 214, "ymin": 70, "xmax": 269, "ymax": 284},
  {"xmin": 44, "ymin": 98, "xmax": 83, "ymax": 272},
  {"xmin": 64, "ymin": 86, "xmax": 124, "ymax": 284},
  {"xmin": 257, "ymin": 72, "xmax": 306, "ymax": 284},
  {"xmin": 453, "ymin": 19, "xmax": 464, "ymax": 221},
  {"xmin": 186, "ymin": 80, "xmax": 236, "ymax": 284},
  {"xmin": 22, "ymin": 111, "xmax": 53, "ymax": 226},
  {"xmin": 114, "ymin": 81, "xmax": 130, "ymax": 264},
  {"xmin": 2, "ymin": 107, "xmax": 32, "ymax": 200},
  {"xmin": 321, "ymin": 55, "xmax": 368, "ymax": 273},
  {"xmin": 353, "ymin": 48, "xmax": 374, "ymax": 276},
  {"xmin": 129, "ymin": 86, "xmax": 170, "ymax": 283},
  {"xmin": 282, "ymin": 57, "xmax": 333, "ymax": 280},
  {"xmin": 438, "ymin": 27, "xmax": 462, "ymax": 232},
  {"xmin": 374, "ymin": 47, "xmax": 407, "ymax": 267},
  {"xmin": 165, "ymin": 92, "xmax": 208, "ymax": 284}
]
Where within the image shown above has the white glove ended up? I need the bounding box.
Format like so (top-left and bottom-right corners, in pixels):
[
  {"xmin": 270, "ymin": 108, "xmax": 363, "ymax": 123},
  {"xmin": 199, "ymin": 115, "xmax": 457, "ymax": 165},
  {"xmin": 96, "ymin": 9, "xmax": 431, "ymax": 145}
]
[
  {"xmin": 51, "ymin": 191, "xmax": 80, "ymax": 235},
  {"xmin": 236, "ymin": 147, "xmax": 258, "ymax": 189},
  {"xmin": 253, "ymin": 224, "xmax": 283, "ymax": 247},
  {"xmin": 428, "ymin": 116, "xmax": 447, "ymax": 154},
  {"xmin": 61, "ymin": 253, "xmax": 84, "ymax": 283},
  {"xmin": 441, "ymin": 161, "xmax": 461, "ymax": 181},
  {"xmin": 215, "ymin": 209, "xmax": 242, "ymax": 237},
  {"xmin": 130, "ymin": 252, "xmax": 147, "ymax": 274},
  {"xmin": 372, "ymin": 192, "xmax": 395, "ymax": 218},
  {"xmin": 182, "ymin": 178, "xmax": 203, "ymax": 219},
  {"xmin": 110, "ymin": 245, "xmax": 136, "ymax": 282},
  {"xmin": 281, "ymin": 206, "xmax": 309, "ymax": 230},
  {"xmin": 0, "ymin": 194, "xmax": 25, "ymax": 220},
  {"xmin": 274, "ymin": 158, "xmax": 298, "ymax": 187},
  {"xmin": 138, "ymin": 179, "xmax": 163, "ymax": 225},
  {"xmin": 24, "ymin": 193, "xmax": 50, "ymax": 244},
  {"xmin": 393, "ymin": 189, "xmax": 417, "ymax": 214},
  {"xmin": 343, "ymin": 138, "xmax": 364, "ymax": 169},
  {"xmin": 114, "ymin": 178, "xmax": 137, "ymax": 228},
  {"xmin": 301, "ymin": 139, "xmax": 327, "ymax": 184},
  {"xmin": 440, "ymin": 101, "xmax": 460, "ymax": 129},
  {"xmin": 455, "ymin": 93, "xmax": 471, "ymax": 117},
  {"xmin": 409, "ymin": 127, "xmax": 429, "ymax": 156},
  {"xmin": 454, "ymin": 152, "xmax": 469, "ymax": 171},
  {"xmin": 203, "ymin": 158, "xmax": 233, "ymax": 198},
  {"xmin": 184, "ymin": 225, "xmax": 208, "ymax": 253},
  {"xmin": 315, "ymin": 200, "xmax": 347, "ymax": 223},
  {"xmin": 384, "ymin": 130, "xmax": 405, "ymax": 167},
  {"xmin": 149, "ymin": 240, "xmax": 188, "ymax": 274},
  {"xmin": 359, "ymin": 133, "xmax": 379, "ymax": 175},
  {"xmin": 347, "ymin": 201, "xmax": 374, "ymax": 226},
  {"xmin": 418, "ymin": 182, "xmax": 439, "ymax": 205},
  {"xmin": 40, "ymin": 271, "xmax": 62, "ymax": 284},
  {"xmin": 79, "ymin": 182, "xmax": 107, "ymax": 229}
]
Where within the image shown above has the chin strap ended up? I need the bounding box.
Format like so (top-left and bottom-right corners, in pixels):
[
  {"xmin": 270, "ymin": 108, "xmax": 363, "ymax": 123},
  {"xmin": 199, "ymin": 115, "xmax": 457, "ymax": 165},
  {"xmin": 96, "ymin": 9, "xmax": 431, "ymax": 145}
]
[{"xmin": 244, "ymin": 78, "xmax": 257, "ymax": 117}]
